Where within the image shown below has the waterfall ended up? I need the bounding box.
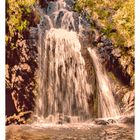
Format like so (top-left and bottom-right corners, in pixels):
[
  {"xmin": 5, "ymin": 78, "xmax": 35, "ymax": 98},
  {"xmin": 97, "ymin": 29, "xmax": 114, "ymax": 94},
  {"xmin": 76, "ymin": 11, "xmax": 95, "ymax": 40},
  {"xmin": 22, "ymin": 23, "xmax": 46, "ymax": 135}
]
[
  {"xmin": 88, "ymin": 48, "xmax": 120, "ymax": 118},
  {"xmin": 37, "ymin": 28, "xmax": 93, "ymax": 122},
  {"xmin": 35, "ymin": 0, "xmax": 120, "ymax": 123}
]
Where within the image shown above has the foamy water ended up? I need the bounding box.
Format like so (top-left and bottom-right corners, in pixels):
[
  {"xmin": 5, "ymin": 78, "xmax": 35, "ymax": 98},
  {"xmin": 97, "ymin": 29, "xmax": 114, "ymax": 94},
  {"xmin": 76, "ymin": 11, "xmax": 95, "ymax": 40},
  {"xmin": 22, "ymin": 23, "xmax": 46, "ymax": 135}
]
[{"xmin": 35, "ymin": 0, "xmax": 120, "ymax": 123}]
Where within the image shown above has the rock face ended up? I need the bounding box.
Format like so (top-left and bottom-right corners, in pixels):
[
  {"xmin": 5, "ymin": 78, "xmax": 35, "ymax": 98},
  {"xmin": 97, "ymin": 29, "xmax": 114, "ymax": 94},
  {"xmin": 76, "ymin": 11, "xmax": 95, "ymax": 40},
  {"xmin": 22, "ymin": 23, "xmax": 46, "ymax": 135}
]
[
  {"xmin": 6, "ymin": 27, "xmax": 38, "ymax": 124},
  {"xmin": 83, "ymin": 14, "xmax": 135, "ymax": 114},
  {"xmin": 6, "ymin": 111, "xmax": 33, "ymax": 125},
  {"xmin": 91, "ymin": 31, "xmax": 134, "ymax": 114},
  {"xmin": 95, "ymin": 36, "xmax": 134, "ymax": 86},
  {"xmin": 6, "ymin": 0, "xmax": 65, "ymax": 124},
  {"xmin": 94, "ymin": 37, "xmax": 134, "ymax": 112}
]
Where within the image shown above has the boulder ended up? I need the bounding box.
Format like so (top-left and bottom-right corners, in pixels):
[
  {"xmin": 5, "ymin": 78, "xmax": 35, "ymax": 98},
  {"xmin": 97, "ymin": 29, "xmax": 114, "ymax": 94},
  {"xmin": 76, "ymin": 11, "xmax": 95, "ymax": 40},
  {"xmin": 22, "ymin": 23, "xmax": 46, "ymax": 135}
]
[{"xmin": 6, "ymin": 111, "xmax": 33, "ymax": 125}]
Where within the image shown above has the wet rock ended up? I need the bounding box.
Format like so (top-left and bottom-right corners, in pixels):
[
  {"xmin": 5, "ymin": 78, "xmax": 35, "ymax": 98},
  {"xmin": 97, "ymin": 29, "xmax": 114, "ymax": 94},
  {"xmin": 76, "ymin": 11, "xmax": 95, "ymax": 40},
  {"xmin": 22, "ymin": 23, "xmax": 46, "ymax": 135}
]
[
  {"xmin": 80, "ymin": 29, "xmax": 95, "ymax": 46},
  {"xmin": 97, "ymin": 42, "xmax": 104, "ymax": 48},
  {"xmin": 94, "ymin": 28, "xmax": 134, "ymax": 87},
  {"xmin": 108, "ymin": 119, "xmax": 117, "ymax": 124},
  {"xmin": 6, "ymin": 29, "xmax": 38, "ymax": 120},
  {"xmin": 123, "ymin": 90, "xmax": 134, "ymax": 115},
  {"xmin": 114, "ymin": 87, "xmax": 134, "ymax": 115},
  {"xmin": 102, "ymin": 38, "xmax": 112, "ymax": 46},
  {"xmin": 118, "ymin": 55, "xmax": 131, "ymax": 71},
  {"xmin": 64, "ymin": 116, "xmax": 71, "ymax": 123},
  {"xmin": 94, "ymin": 120, "xmax": 109, "ymax": 125},
  {"xmin": 130, "ymin": 75, "xmax": 135, "ymax": 87},
  {"xmin": 38, "ymin": 0, "xmax": 48, "ymax": 8},
  {"xmin": 6, "ymin": 92, "xmax": 17, "ymax": 117},
  {"xmin": 55, "ymin": 11, "xmax": 64, "ymax": 28},
  {"xmin": 122, "ymin": 91, "xmax": 134, "ymax": 104},
  {"xmin": 57, "ymin": 120, "xmax": 63, "ymax": 125},
  {"xmin": 65, "ymin": 0, "xmax": 75, "ymax": 10},
  {"xmin": 122, "ymin": 92, "xmax": 130, "ymax": 105},
  {"xmin": 118, "ymin": 115, "xmax": 134, "ymax": 124},
  {"xmin": 80, "ymin": 12, "xmax": 91, "ymax": 28},
  {"xmin": 39, "ymin": 15, "xmax": 53, "ymax": 30},
  {"xmin": 6, "ymin": 111, "xmax": 33, "ymax": 125},
  {"xmin": 126, "ymin": 64, "xmax": 134, "ymax": 76},
  {"xmin": 47, "ymin": 1, "xmax": 63, "ymax": 15},
  {"xmin": 29, "ymin": 8, "xmax": 41, "ymax": 27},
  {"xmin": 73, "ymin": 12, "xmax": 80, "ymax": 32},
  {"xmin": 128, "ymin": 91, "xmax": 134, "ymax": 104},
  {"xmin": 111, "ymin": 48, "xmax": 121, "ymax": 58},
  {"xmin": 29, "ymin": 27, "xmax": 38, "ymax": 39},
  {"xmin": 94, "ymin": 119, "xmax": 117, "ymax": 125}
]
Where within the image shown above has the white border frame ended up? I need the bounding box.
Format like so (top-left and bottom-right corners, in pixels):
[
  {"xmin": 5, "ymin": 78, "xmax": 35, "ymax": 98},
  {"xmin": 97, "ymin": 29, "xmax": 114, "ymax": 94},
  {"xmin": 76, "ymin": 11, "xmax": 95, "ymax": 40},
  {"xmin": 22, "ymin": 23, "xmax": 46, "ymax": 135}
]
[
  {"xmin": 135, "ymin": 0, "xmax": 140, "ymax": 139},
  {"xmin": 0, "ymin": 0, "xmax": 5, "ymax": 139},
  {"xmin": 0, "ymin": 0, "xmax": 139, "ymax": 139}
]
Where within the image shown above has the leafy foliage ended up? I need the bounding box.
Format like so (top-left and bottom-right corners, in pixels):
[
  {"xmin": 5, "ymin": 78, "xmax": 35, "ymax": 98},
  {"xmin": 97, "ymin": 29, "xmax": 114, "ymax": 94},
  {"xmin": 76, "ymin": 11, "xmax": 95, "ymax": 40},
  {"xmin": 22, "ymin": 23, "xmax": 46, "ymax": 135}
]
[
  {"xmin": 74, "ymin": 0, "xmax": 134, "ymax": 51},
  {"xmin": 113, "ymin": 0, "xmax": 134, "ymax": 47},
  {"xmin": 6, "ymin": 0, "xmax": 35, "ymax": 48}
]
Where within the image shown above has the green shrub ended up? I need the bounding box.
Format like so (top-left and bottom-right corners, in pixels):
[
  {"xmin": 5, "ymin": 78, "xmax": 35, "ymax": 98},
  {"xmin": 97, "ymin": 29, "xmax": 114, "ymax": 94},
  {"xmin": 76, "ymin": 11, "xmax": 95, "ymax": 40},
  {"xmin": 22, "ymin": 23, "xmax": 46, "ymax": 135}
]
[
  {"xmin": 6, "ymin": 0, "xmax": 35, "ymax": 48},
  {"xmin": 74, "ymin": 0, "xmax": 134, "ymax": 54}
]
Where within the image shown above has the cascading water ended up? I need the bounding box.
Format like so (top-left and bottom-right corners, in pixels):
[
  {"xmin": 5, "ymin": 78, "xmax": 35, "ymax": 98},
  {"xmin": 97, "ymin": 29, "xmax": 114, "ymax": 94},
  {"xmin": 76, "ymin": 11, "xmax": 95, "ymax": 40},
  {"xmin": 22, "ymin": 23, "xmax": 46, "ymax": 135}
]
[
  {"xmin": 88, "ymin": 48, "xmax": 120, "ymax": 118},
  {"xmin": 37, "ymin": 28, "xmax": 94, "ymax": 122},
  {"xmin": 35, "ymin": 0, "xmax": 120, "ymax": 123},
  {"xmin": 5, "ymin": 1, "xmax": 134, "ymax": 140}
]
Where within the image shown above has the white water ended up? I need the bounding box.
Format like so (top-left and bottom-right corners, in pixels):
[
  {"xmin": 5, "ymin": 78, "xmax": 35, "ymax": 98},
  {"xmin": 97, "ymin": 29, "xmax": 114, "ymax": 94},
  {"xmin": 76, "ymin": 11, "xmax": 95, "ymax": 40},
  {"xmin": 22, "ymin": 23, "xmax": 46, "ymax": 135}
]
[
  {"xmin": 37, "ymin": 28, "xmax": 93, "ymax": 122},
  {"xmin": 35, "ymin": 0, "xmax": 120, "ymax": 123},
  {"xmin": 88, "ymin": 48, "xmax": 120, "ymax": 118}
]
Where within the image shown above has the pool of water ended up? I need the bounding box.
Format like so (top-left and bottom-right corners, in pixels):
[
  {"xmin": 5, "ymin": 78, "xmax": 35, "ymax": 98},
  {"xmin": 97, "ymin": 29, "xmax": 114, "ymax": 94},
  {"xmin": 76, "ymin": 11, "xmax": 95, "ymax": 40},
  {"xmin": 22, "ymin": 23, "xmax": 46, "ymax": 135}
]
[{"xmin": 6, "ymin": 122, "xmax": 134, "ymax": 140}]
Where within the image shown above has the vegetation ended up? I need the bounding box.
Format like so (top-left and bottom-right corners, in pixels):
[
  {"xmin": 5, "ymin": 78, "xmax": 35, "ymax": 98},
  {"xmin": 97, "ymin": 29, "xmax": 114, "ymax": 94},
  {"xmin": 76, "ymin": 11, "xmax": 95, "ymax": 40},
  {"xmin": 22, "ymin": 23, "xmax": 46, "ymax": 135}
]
[
  {"xmin": 6, "ymin": 0, "xmax": 36, "ymax": 48},
  {"xmin": 74, "ymin": 0, "xmax": 134, "ymax": 52},
  {"xmin": 6, "ymin": 0, "xmax": 38, "ymax": 119}
]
